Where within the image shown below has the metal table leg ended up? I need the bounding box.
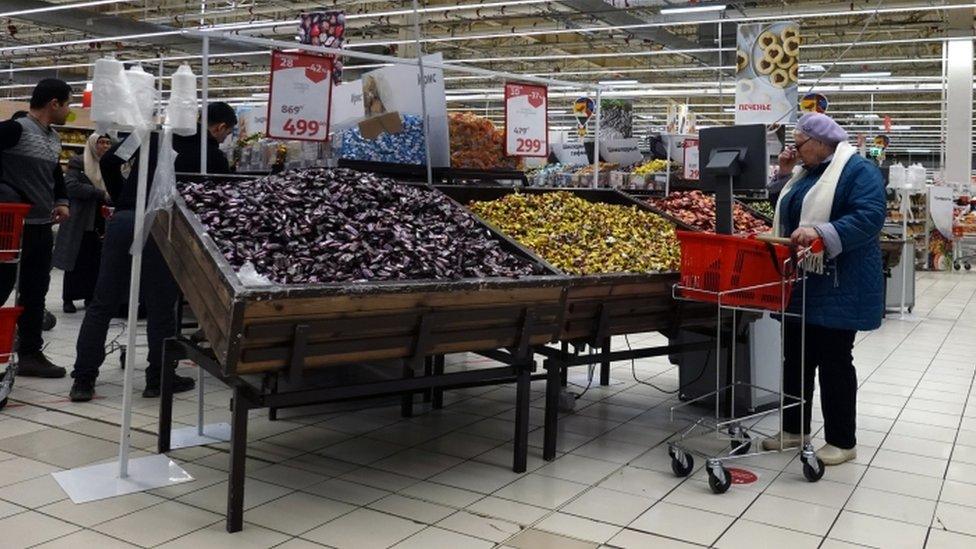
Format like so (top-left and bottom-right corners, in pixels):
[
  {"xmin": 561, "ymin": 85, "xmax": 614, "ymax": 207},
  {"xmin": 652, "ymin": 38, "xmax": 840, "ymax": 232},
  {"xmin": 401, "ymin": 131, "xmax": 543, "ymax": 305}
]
[{"xmin": 226, "ymin": 386, "xmax": 250, "ymax": 533}]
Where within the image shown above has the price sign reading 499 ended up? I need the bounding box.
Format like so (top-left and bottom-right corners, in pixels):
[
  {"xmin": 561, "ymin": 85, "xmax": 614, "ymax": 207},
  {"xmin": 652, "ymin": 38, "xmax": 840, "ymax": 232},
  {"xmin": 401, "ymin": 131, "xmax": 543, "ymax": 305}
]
[
  {"xmin": 266, "ymin": 50, "xmax": 333, "ymax": 142},
  {"xmin": 504, "ymin": 82, "xmax": 548, "ymax": 158}
]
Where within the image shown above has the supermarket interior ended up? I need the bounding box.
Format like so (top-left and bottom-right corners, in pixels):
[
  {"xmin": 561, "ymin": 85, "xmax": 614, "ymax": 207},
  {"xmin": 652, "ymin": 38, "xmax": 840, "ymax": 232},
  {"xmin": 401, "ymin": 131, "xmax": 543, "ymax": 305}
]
[{"xmin": 0, "ymin": 1, "xmax": 975, "ymax": 548}]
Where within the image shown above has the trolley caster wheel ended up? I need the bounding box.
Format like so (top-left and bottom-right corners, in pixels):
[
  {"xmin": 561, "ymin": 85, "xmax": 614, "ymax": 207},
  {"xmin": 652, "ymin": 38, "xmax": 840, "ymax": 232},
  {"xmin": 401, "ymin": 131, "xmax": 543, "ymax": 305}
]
[
  {"xmin": 966, "ymin": 263, "xmax": 972, "ymax": 271},
  {"xmin": 0, "ymin": 397, "xmax": 7, "ymax": 411},
  {"xmin": 954, "ymin": 263, "xmax": 961, "ymax": 271},
  {"xmin": 120, "ymin": 350, "xmax": 126, "ymax": 369},
  {"xmin": 707, "ymin": 463, "xmax": 732, "ymax": 494},
  {"xmin": 802, "ymin": 456, "xmax": 826, "ymax": 482},
  {"xmin": 668, "ymin": 447, "xmax": 694, "ymax": 477},
  {"xmin": 731, "ymin": 438, "xmax": 751, "ymax": 456}
]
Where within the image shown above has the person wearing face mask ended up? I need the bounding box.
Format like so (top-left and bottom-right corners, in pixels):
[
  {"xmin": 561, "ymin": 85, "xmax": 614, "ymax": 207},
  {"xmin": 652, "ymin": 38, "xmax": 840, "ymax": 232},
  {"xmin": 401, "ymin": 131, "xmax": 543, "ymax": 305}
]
[
  {"xmin": 761, "ymin": 113, "xmax": 886, "ymax": 466},
  {"xmin": 53, "ymin": 134, "xmax": 114, "ymax": 314},
  {"xmin": 68, "ymin": 103, "xmax": 237, "ymax": 402}
]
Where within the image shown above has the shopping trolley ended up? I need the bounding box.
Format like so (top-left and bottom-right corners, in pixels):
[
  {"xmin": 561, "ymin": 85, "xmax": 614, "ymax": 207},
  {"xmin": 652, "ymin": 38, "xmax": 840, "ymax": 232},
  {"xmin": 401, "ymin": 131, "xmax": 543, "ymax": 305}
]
[
  {"xmin": 666, "ymin": 231, "xmax": 826, "ymax": 494},
  {"xmin": 0, "ymin": 204, "xmax": 34, "ymax": 410}
]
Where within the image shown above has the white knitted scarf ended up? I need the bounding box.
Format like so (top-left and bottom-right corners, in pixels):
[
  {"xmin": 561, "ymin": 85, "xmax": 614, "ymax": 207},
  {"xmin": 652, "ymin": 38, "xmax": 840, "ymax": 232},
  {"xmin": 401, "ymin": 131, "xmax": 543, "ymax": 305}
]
[{"xmin": 773, "ymin": 140, "xmax": 857, "ymax": 238}]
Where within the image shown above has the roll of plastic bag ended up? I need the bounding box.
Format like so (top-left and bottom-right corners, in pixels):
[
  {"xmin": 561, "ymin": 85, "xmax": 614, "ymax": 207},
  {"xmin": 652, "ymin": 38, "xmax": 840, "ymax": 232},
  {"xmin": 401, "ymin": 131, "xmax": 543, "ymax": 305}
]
[
  {"xmin": 125, "ymin": 64, "xmax": 156, "ymax": 129},
  {"xmin": 166, "ymin": 64, "xmax": 198, "ymax": 136},
  {"xmin": 908, "ymin": 164, "xmax": 927, "ymax": 189},
  {"xmin": 90, "ymin": 57, "xmax": 127, "ymax": 134},
  {"xmin": 888, "ymin": 163, "xmax": 906, "ymax": 189}
]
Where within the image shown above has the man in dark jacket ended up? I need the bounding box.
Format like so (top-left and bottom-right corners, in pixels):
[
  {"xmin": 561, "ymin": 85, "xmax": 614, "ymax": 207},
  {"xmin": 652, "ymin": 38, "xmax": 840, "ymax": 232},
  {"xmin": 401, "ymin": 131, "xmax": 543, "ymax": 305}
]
[
  {"xmin": 0, "ymin": 79, "xmax": 72, "ymax": 378},
  {"xmin": 68, "ymin": 102, "xmax": 237, "ymax": 402}
]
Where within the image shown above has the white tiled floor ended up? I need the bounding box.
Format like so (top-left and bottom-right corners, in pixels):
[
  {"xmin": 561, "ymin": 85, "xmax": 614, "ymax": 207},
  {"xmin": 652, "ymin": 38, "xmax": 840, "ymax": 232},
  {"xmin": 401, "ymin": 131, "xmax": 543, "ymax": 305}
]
[{"xmin": 2, "ymin": 271, "xmax": 976, "ymax": 547}]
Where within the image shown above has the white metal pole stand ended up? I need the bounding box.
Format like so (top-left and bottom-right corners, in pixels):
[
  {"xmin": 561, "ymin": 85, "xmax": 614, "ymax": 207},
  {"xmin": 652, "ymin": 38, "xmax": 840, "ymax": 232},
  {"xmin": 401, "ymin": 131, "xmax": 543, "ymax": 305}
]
[
  {"xmin": 53, "ymin": 124, "xmax": 193, "ymax": 502},
  {"xmin": 168, "ymin": 35, "xmax": 231, "ymax": 449}
]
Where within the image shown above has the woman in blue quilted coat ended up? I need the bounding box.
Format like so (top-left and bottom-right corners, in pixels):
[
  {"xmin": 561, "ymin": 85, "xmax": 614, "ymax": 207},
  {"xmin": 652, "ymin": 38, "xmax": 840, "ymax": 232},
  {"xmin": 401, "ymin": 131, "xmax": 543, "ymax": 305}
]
[{"xmin": 760, "ymin": 113, "xmax": 886, "ymax": 466}]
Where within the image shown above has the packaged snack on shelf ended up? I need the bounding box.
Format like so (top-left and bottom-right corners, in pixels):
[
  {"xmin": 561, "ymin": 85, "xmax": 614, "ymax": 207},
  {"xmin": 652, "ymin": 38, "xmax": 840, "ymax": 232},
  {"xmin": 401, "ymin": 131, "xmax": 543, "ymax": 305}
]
[
  {"xmin": 339, "ymin": 114, "xmax": 427, "ymax": 165},
  {"xmin": 448, "ymin": 112, "xmax": 521, "ymax": 170}
]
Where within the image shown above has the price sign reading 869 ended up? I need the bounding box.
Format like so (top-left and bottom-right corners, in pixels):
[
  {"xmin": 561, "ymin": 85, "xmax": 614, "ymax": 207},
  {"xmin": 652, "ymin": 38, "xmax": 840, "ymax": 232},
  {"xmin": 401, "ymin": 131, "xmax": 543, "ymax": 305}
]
[
  {"xmin": 266, "ymin": 51, "xmax": 333, "ymax": 142},
  {"xmin": 504, "ymin": 83, "xmax": 548, "ymax": 158}
]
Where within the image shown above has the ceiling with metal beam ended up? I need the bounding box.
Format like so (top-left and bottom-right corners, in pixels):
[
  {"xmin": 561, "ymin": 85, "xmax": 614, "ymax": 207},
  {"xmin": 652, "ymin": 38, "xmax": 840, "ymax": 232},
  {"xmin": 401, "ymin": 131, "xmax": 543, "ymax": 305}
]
[{"xmin": 0, "ymin": 0, "xmax": 973, "ymax": 153}]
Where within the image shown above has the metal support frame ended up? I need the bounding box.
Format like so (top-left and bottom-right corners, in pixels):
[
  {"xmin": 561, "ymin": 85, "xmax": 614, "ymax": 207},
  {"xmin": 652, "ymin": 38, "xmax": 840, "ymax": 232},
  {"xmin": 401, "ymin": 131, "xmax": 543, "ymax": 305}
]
[{"xmin": 157, "ymin": 328, "xmax": 541, "ymax": 532}]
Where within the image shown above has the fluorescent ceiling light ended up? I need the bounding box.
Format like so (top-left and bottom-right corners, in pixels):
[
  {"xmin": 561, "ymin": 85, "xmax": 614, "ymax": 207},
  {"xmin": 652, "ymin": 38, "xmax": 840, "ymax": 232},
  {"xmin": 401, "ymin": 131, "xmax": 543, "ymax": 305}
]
[
  {"xmin": 723, "ymin": 108, "xmax": 735, "ymax": 113},
  {"xmin": 840, "ymin": 72, "xmax": 891, "ymax": 78},
  {"xmin": 598, "ymin": 79, "xmax": 639, "ymax": 86},
  {"xmin": 799, "ymin": 65, "xmax": 826, "ymax": 73},
  {"xmin": 0, "ymin": 0, "xmax": 128, "ymax": 18},
  {"xmin": 907, "ymin": 149, "xmax": 931, "ymax": 153},
  {"xmin": 879, "ymin": 125, "xmax": 912, "ymax": 130},
  {"xmin": 855, "ymin": 114, "xmax": 881, "ymax": 119},
  {"xmin": 661, "ymin": 4, "xmax": 727, "ymax": 15}
]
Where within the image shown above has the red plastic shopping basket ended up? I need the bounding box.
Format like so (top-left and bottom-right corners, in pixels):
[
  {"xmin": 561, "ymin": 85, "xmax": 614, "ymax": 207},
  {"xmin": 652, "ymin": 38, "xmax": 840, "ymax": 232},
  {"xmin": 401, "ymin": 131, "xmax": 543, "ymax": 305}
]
[
  {"xmin": 676, "ymin": 231, "xmax": 796, "ymax": 311},
  {"xmin": 0, "ymin": 307, "xmax": 22, "ymax": 363},
  {"xmin": 0, "ymin": 204, "xmax": 31, "ymax": 262}
]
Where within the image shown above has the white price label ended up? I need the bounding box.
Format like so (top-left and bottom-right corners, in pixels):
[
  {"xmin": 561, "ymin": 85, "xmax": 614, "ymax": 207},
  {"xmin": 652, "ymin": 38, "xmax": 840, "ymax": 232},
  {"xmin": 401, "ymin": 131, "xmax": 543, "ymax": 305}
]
[
  {"xmin": 267, "ymin": 51, "xmax": 333, "ymax": 142},
  {"xmin": 551, "ymin": 142, "xmax": 589, "ymax": 167},
  {"xmin": 683, "ymin": 139, "xmax": 700, "ymax": 181},
  {"xmin": 504, "ymin": 83, "xmax": 548, "ymax": 158}
]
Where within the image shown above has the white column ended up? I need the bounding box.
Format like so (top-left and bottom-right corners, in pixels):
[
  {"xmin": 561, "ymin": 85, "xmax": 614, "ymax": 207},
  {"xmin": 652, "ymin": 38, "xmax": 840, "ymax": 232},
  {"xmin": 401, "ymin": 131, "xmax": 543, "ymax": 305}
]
[{"xmin": 943, "ymin": 38, "xmax": 973, "ymax": 192}]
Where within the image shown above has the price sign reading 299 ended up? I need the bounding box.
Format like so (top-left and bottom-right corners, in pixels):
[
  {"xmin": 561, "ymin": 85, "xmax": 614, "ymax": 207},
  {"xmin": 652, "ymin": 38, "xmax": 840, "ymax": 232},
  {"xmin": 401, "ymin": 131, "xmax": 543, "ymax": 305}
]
[
  {"xmin": 504, "ymin": 82, "xmax": 548, "ymax": 158},
  {"xmin": 266, "ymin": 50, "xmax": 333, "ymax": 142}
]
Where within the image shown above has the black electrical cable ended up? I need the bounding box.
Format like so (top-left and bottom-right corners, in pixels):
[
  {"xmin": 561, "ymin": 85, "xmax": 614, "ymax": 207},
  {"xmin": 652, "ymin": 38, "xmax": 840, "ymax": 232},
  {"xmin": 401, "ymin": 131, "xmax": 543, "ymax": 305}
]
[{"xmin": 625, "ymin": 333, "xmax": 712, "ymax": 395}]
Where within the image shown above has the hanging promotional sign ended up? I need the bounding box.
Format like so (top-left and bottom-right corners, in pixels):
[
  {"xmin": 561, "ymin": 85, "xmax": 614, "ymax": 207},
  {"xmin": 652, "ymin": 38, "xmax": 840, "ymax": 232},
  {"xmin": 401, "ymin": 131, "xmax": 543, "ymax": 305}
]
[
  {"xmin": 599, "ymin": 138, "xmax": 643, "ymax": 167},
  {"xmin": 929, "ymin": 185, "xmax": 954, "ymax": 239},
  {"xmin": 551, "ymin": 141, "xmax": 589, "ymax": 166},
  {"xmin": 360, "ymin": 53, "xmax": 450, "ymax": 167},
  {"xmin": 573, "ymin": 96, "xmax": 595, "ymax": 138},
  {"xmin": 799, "ymin": 93, "xmax": 828, "ymax": 114},
  {"xmin": 735, "ymin": 22, "xmax": 800, "ymax": 125},
  {"xmin": 266, "ymin": 51, "xmax": 333, "ymax": 142},
  {"xmin": 329, "ymin": 79, "xmax": 365, "ymax": 131},
  {"xmin": 504, "ymin": 83, "xmax": 548, "ymax": 158},
  {"xmin": 298, "ymin": 10, "xmax": 346, "ymax": 84},
  {"xmin": 683, "ymin": 138, "xmax": 700, "ymax": 181}
]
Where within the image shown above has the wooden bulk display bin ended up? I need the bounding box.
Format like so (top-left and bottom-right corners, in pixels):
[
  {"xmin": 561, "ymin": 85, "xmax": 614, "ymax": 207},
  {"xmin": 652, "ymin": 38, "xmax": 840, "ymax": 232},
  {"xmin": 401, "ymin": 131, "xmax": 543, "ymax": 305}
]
[
  {"xmin": 151, "ymin": 195, "xmax": 568, "ymax": 377},
  {"xmin": 434, "ymin": 185, "xmax": 712, "ymax": 344}
]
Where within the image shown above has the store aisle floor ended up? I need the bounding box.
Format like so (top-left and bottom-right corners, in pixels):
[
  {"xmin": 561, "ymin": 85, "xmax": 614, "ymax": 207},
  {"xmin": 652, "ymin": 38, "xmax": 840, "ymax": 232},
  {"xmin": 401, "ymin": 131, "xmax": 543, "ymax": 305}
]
[{"xmin": 1, "ymin": 271, "xmax": 975, "ymax": 548}]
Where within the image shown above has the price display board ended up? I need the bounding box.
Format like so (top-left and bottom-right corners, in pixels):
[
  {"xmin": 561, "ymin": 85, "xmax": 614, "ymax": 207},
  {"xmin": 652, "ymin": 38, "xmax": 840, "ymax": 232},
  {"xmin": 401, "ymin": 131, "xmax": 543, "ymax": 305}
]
[
  {"xmin": 683, "ymin": 138, "xmax": 700, "ymax": 180},
  {"xmin": 504, "ymin": 83, "xmax": 548, "ymax": 157},
  {"xmin": 266, "ymin": 50, "xmax": 333, "ymax": 142}
]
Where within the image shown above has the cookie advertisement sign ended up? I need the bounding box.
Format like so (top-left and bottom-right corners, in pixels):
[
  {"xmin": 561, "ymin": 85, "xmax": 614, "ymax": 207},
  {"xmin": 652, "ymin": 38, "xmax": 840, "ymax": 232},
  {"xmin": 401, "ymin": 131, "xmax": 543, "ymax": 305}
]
[{"xmin": 734, "ymin": 22, "xmax": 799, "ymax": 125}]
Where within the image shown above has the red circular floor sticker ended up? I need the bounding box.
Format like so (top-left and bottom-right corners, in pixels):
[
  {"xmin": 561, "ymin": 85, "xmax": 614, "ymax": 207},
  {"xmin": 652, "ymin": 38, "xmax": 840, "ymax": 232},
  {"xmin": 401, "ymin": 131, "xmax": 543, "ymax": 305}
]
[{"xmin": 728, "ymin": 467, "xmax": 758, "ymax": 484}]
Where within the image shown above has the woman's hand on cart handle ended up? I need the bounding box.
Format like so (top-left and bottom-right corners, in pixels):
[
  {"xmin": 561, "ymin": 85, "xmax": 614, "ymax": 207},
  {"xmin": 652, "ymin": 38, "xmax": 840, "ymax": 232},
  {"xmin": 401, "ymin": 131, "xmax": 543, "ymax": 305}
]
[{"xmin": 790, "ymin": 227, "xmax": 820, "ymax": 247}]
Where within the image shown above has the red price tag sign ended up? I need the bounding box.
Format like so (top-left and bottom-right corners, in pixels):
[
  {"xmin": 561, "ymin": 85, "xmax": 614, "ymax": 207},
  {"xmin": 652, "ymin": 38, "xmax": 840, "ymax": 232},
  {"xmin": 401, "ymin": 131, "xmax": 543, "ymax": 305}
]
[
  {"xmin": 266, "ymin": 50, "xmax": 333, "ymax": 142},
  {"xmin": 504, "ymin": 82, "xmax": 548, "ymax": 158}
]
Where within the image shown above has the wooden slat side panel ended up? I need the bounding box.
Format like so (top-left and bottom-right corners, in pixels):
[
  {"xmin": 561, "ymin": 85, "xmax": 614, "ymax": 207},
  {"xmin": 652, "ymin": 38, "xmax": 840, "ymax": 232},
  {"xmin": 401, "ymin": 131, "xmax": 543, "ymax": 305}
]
[
  {"xmin": 242, "ymin": 287, "xmax": 563, "ymax": 320},
  {"xmin": 151, "ymin": 209, "xmax": 232, "ymax": 363},
  {"xmin": 235, "ymin": 332, "xmax": 556, "ymax": 374}
]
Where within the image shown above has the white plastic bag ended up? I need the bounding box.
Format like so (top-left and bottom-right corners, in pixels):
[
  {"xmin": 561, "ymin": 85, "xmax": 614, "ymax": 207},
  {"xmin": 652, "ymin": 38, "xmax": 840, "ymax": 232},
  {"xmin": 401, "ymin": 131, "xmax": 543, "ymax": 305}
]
[
  {"xmin": 237, "ymin": 262, "xmax": 274, "ymax": 287},
  {"xmin": 134, "ymin": 126, "xmax": 178, "ymax": 253}
]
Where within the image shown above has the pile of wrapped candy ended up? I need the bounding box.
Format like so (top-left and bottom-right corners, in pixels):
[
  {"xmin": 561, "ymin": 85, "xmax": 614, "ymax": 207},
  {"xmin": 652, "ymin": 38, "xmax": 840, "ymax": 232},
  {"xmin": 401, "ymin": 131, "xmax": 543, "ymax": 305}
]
[
  {"xmin": 527, "ymin": 163, "xmax": 577, "ymax": 187},
  {"xmin": 182, "ymin": 168, "xmax": 545, "ymax": 284},
  {"xmin": 449, "ymin": 112, "xmax": 520, "ymax": 170},
  {"xmin": 338, "ymin": 114, "xmax": 426, "ymax": 165},
  {"xmin": 469, "ymin": 191, "xmax": 680, "ymax": 275}
]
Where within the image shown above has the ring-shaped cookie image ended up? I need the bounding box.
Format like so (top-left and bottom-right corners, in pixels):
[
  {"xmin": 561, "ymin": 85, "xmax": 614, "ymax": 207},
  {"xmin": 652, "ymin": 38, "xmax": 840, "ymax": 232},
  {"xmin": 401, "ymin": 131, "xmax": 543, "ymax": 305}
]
[
  {"xmin": 781, "ymin": 27, "xmax": 799, "ymax": 43},
  {"xmin": 783, "ymin": 36, "xmax": 800, "ymax": 57},
  {"xmin": 755, "ymin": 56, "xmax": 776, "ymax": 75},
  {"xmin": 758, "ymin": 31, "xmax": 778, "ymax": 49},
  {"xmin": 789, "ymin": 64, "xmax": 799, "ymax": 82},
  {"xmin": 736, "ymin": 50, "xmax": 748, "ymax": 73},
  {"xmin": 764, "ymin": 44, "xmax": 785, "ymax": 64},
  {"xmin": 776, "ymin": 54, "xmax": 794, "ymax": 70},
  {"xmin": 771, "ymin": 68, "xmax": 790, "ymax": 88}
]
